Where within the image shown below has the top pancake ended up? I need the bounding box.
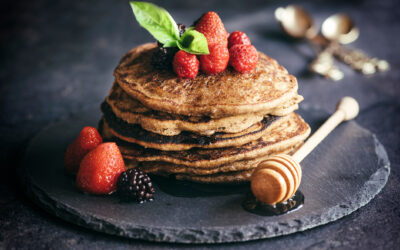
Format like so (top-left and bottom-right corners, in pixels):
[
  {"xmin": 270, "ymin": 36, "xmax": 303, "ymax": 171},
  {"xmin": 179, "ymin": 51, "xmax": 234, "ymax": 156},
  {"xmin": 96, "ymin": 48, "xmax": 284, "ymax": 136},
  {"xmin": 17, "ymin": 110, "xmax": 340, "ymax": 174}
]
[{"xmin": 114, "ymin": 43, "xmax": 300, "ymax": 118}]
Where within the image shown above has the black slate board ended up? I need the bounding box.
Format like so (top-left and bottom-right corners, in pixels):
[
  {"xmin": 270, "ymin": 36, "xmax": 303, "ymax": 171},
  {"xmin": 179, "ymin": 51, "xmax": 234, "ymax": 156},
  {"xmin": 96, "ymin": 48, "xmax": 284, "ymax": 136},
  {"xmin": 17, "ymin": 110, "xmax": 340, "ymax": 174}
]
[{"xmin": 19, "ymin": 108, "xmax": 390, "ymax": 243}]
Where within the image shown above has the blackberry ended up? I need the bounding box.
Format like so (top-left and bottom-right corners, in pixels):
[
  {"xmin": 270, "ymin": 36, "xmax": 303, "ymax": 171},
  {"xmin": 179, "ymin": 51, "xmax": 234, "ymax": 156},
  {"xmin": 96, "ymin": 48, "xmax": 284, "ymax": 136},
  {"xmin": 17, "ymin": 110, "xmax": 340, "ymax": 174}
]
[
  {"xmin": 151, "ymin": 46, "xmax": 178, "ymax": 70},
  {"xmin": 150, "ymin": 23, "xmax": 186, "ymax": 70},
  {"xmin": 177, "ymin": 23, "xmax": 186, "ymax": 36},
  {"xmin": 117, "ymin": 168, "xmax": 155, "ymax": 203}
]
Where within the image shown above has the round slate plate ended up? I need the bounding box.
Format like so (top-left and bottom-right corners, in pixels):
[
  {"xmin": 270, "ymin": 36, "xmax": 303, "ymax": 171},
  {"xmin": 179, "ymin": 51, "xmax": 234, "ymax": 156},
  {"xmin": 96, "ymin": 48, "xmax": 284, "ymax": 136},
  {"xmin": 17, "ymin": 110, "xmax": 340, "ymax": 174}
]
[{"xmin": 19, "ymin": 108, "xmax": 390, "ymax": 243}]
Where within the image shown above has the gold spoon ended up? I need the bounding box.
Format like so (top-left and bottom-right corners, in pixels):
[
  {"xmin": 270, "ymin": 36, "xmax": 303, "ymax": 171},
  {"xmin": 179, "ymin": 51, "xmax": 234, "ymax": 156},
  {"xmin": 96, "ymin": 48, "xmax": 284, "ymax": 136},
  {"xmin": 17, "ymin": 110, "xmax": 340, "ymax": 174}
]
[
  {"xmin": 321, "ymin": 13, "xmax": 359, "ymax": 44},
  {"xmin": 321, "ymin": 13, "xmax": 389, "ymax": 74},
  {"xmin": 275, "ymin": 5, "xmax": 343, "ymax": 80},
  {"xmin": 276, "ymin": 6, "xmax": 389, "ymax": 76},
  {"xmin": 275, "ymin": 5, "xmax": 317, "ymax": 40}
]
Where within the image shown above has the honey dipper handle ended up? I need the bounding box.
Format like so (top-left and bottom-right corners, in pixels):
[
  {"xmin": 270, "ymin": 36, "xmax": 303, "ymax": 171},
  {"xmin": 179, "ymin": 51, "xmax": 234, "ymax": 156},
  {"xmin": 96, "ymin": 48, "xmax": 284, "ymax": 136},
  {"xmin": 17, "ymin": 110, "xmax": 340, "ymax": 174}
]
[{"xmin": 292, "ymin": 97, "xmax": 359, "ymax": 163}]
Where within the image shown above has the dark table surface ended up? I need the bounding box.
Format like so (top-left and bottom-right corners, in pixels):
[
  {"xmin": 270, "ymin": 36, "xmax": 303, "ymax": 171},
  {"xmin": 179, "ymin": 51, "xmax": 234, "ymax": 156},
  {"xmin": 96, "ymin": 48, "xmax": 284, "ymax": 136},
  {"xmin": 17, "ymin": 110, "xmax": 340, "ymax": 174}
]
[{"xmin": 1, "ymin": 0, "xmax": 399, "ymax": 249}]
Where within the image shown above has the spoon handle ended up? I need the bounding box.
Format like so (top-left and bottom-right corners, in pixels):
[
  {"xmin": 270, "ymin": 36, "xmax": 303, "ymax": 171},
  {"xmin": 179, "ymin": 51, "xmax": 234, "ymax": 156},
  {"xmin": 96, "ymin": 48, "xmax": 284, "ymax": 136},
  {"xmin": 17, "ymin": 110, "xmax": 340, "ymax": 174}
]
[
  {"xmin": 331, "ymin": 44, "xmax": 390, "ymax": 74},
  {"xmin": 292, "ymin": 97, "xmax": 359, "ymax": 163},
  {"xmin": 310, "ymin": 36, "xmax": 389, "ymax": 74},
  {"xmin": 309, "ymin": 46, "xmax": 344, "ymax": 81}
]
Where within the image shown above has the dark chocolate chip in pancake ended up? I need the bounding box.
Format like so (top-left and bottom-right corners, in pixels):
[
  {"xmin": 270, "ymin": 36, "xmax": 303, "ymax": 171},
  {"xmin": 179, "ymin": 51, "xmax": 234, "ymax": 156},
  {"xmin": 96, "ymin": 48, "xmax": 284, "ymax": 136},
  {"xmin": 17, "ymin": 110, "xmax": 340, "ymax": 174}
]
[
  {"xmin": 101, "ymin": 101, "xmax": 283, "ymax": 151},
  {"xmin": 100, "ymin": 112, "xmax": 311, "ymax": 168},
  {"xmin": 105, "ymin": 81, "xmax": 302, "ymax": 136}
]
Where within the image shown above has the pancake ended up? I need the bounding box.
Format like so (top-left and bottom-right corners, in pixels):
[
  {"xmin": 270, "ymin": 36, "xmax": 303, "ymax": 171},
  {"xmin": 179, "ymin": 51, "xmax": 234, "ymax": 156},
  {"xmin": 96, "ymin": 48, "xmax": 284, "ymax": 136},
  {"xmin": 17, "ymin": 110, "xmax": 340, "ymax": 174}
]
[
  {"xmin": 151, "ymin": 142, "xmax": 298, "ymax": 184},
  {"xmin": 102, "ymin": 113, "xmax": 310, "ymax": 168},
  {"xmin": 114, "ymin": 43, "xmax": 301, "ymax": 118},
  {"xmin": 144, "ymin": 169, "xmax": 254, "ymax": 184},
  {"xmin": 126, "ymin": 142, "xmax": 302, "ymax": 176},
  {"xmin": 106, "ymin": 82, "xmax": 303, "ymax": 136},
  {"xmin": 175, "ymin": 169, "xmax": 253, "ymax": 184},
  {"xmin": 101, "ymin": 101, "xmax": 286, "ymax": 151}
]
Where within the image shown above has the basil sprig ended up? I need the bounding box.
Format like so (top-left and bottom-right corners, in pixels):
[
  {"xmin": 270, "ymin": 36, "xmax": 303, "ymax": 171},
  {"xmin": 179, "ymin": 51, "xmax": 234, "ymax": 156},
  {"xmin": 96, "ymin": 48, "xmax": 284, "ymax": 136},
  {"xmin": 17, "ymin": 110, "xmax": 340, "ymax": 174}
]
[{"xmin": 130, "ymin": 1, "xmax": 209, "ymax": 55}]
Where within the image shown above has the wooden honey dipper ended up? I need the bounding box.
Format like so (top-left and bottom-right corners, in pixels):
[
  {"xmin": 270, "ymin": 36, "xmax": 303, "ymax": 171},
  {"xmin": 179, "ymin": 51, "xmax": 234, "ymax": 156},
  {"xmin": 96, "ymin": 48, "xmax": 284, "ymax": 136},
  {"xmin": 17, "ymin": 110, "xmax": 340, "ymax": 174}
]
[{"xmin": 251, "ymin": 97, "xmax": 359, "ymax": 205}]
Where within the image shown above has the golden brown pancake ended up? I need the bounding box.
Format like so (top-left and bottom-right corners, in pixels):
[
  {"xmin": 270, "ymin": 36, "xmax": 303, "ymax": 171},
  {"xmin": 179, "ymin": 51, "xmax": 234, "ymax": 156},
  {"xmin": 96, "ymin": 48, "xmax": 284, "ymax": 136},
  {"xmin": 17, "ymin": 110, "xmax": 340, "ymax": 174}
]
[
  {"xmin": 174, "ymin": 169, "xmax": 253, "ymax": 184},
  {"xmin": 101, "ymin": 113, "xmax": 310, "ymax": 168},
  {"xmin": 142, "ymin": 169, "xmax": 256, "ymax": 184},
  {"xmin": 114, "ymin": 43, "xmax": 301, "ymax": 118},
  {"xmin": 150, "ymin": 141, "xmax": 301, "ymax": 184},
  {"xmin": 101, "ymin": 116, "xmax": 280, "ymax": 151},
  {"xmin": 106, "ymin": 82, "xmax": 302, "ymax": 136},
  {"xmin": 126, "ymin": 142, "xmax": 301, "ymax": 176},
  {"xmin": 101, "ymin": 102, "xmax": 291, "ymax": 151}
]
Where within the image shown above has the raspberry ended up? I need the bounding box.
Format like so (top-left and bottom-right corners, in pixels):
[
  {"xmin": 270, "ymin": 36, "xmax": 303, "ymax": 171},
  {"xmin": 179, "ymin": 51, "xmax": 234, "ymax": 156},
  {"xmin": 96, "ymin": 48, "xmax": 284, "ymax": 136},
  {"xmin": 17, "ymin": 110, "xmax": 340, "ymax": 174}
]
[
  {"xmin": 229, "ymin": 44, "xmax": 258, "ymax": 73},
  {"xmin": 117, "ymin": 168, "xmax": 155, "ymax": 203},
  {"xmin": 195, "ymin": 12, "xmax": 228, "ymax": 47},
  {"xmin": 76, "ymin": 143, "xmax": 126, "ymax": 195},
  {"xmin": 228, "ymin": 31, "xmax": 251, "ymax": 48},
  {"xmin": 200, "ymin": 44, "xmax": 229, "ymax": 75},
  {"xmin": 173, "ymin": 50, "xmax": 199, "ymax": 78},
  {"xmin": 64, "ymin": 126, "xmax": 103, "ymax": 174}
]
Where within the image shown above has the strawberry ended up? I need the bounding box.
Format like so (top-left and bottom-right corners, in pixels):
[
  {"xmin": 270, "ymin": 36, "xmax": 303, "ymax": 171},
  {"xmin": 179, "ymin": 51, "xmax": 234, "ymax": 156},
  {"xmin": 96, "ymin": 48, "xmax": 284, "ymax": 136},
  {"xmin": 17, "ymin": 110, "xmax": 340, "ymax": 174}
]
[
  {"xmin": 76, "ymin": 142, "xmax": 126, "ymax": 195},
  {"xmin": 173, "ymin": 50, "xmax": 200, "ymax": 78},
  {"xmin": 64, "ymin": 126, "xmax": 102, "ymax": 174},
  {"xmin": 200, "ymin": 44, "xmax": 229, "ymax": 75},
  {"xmin": 229, "ymin": 44, "xmax": 258, "ymax": 73},
  {"xmin": 228, "ymin": 31, "xmax": 251, "ymax": 48},
  {"xmin": 195, "ymin": 11, "xmax": 228, "ymax": 47}
]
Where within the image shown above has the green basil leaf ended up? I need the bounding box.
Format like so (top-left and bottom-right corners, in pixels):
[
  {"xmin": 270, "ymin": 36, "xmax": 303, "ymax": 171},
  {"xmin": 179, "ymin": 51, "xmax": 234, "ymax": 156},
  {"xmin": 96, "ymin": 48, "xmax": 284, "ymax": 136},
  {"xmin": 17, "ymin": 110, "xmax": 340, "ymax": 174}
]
[
  {"xmin": 163, "ymin": 40, "xmax": 177, "ymax": 48},
  {"xmin": 130, "ymin": 1, "xmax": 180, "ymax": 45},
  {"xmin": 177, "ymin": 29, "xmax": 209, "ymax": 55}
]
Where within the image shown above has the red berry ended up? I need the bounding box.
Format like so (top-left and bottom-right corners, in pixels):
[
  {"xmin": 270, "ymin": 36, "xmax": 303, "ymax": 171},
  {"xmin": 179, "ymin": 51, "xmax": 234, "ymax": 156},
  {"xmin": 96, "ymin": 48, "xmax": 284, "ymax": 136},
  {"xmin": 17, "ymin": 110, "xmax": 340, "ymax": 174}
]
[
  {"xmin": 228, "ymin": 31, "xmax": 251, "ymax": 48},
  {"xmin": 229, "ymin": 44, "xmax": 258, "ymax": 73},
  {"xmin": 195, "ymin": 12, "xmax": 228, "ymax": 47},
  {"xmin": 64, "ymin": 126, "xmax": 102, "ymax": 174},
  {"xmin": 76, "ymin": 142, "xmax": 126, "ymax": 195},
  {"xmin": 200, "ymin": 44, "xmax": 229, "ymax": 75},
  {"xmin": 173, "ymin": 50, "xmax": 199, "ymax": 78}
]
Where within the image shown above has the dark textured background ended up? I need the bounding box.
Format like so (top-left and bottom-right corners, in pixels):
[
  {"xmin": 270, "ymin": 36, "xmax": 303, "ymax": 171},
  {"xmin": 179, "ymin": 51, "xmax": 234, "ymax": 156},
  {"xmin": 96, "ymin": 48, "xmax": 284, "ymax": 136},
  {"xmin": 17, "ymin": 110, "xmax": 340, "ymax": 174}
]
[{"xmin": 1, "ymin": 0, "xmax": 399, "ymax": 249}]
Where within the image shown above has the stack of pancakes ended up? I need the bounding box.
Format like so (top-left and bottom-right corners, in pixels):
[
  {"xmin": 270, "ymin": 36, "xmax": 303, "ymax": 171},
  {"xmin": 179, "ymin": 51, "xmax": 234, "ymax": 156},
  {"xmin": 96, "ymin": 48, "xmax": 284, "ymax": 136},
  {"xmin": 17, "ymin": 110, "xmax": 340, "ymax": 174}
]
[{"xmin": 99, "ymin": 43, "xmax": 311, "ymax": 184}]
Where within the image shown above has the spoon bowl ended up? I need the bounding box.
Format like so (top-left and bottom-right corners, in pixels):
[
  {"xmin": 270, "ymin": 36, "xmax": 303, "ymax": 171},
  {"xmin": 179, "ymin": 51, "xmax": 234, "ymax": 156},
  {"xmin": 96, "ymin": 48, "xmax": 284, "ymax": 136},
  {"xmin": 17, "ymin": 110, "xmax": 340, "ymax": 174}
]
[
  {"xmin": 275, "ymin": 5, "xmax": 317, "ymax": 39},
  {"xmin": 321, "ymin": 13, "xmax": 359, "ymax": 44}
]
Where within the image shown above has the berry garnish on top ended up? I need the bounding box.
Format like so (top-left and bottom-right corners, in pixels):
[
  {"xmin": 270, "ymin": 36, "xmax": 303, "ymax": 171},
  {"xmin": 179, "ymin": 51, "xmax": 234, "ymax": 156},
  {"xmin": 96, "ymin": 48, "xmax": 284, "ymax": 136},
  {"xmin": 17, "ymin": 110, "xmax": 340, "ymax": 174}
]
[
  {"xmin": 130, "ymin": 2, "xmax": 208, "ymax": 76},
  {"xmin": 200, "ymin": 44, "xmax": 229, "ymax": 75},
  {"xmin": 194, "ymin": 11, "xmax": 228, "ymax": 47},
  {"xmin": 64, "ymin": 126, "xmax": 102, "ymax": 174},
  {"xmin": 117, "ymin": 168, "xmax": 155, "ymax": 203},
  {"xmin": 151, "ymin": 46, "xmax": 178, "ymax": 70},
  {"xmin": 228, "ymin": 31, "xmax": 251, "ymax": 48},
  {"xmin": 130, "ymin": 2, "xmax": 209, "ymax": 54},
  {"xmin": 173, "ymin": 50, "xmax": 200, "ymax": 78},
  {"xmin": 229, "ymin": 44, "xmax": 259, "ymax": 73},
  {"xmin": 129, "ymin": 2, "xmax": 259, "ymax": 77}
]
